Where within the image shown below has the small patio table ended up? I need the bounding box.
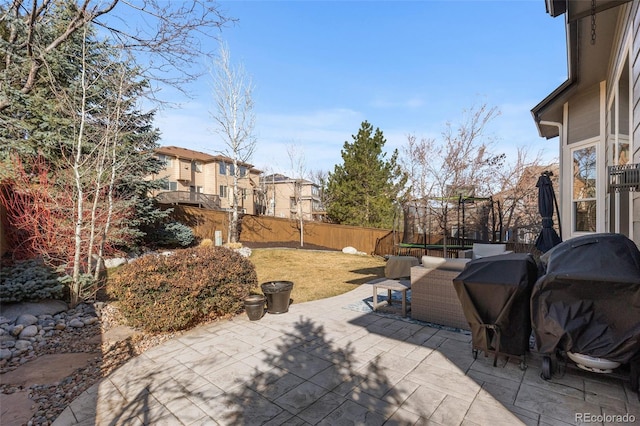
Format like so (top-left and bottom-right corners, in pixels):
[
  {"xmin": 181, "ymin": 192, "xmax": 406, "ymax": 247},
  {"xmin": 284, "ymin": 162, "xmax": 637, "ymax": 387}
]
[{"xmin": 372, "ymin": 279, "xmax": 411, "ymax": 317}]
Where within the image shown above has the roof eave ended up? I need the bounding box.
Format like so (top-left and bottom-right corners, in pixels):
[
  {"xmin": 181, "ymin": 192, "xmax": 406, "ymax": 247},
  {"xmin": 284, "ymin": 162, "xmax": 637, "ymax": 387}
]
[
  {"xmin": 531, "ymin": 20, "xmax": 578, "ymax": 139},
  {"xmin": 546, "ymin": 0, "xmax": 567, "ymax": 17}
]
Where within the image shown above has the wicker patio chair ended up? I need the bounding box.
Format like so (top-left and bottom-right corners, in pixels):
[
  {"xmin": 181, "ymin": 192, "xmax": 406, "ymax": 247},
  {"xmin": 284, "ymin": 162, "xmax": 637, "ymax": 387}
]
[{"xmin": 410, "ymin": 257, "xmax": 470, "ymax": 330}]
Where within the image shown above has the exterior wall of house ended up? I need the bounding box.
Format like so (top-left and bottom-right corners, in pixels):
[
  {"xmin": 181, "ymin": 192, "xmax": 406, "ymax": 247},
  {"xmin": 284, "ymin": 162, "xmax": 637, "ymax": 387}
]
[
  {"xmin": 567, "ymin": 84, "xmax": 600, "ymax": 144},
  {"xmin": 607, "ymin": 3, "xmax": 639, "ymax": 241},
  {"xmin": 553, "ymin": 3, "xmax": 640, "ymax": 243},
  {"xmin": 632, "ymin": 2, "xmax": 640, "ymax": 242},
  {"xmin": 263, "ymin": 179, "xmax": 323, "ymax": 221},
  {"xmin": 532, "ymin": 1, "xmax": 640, "ymax": 246},
  {"xmin": 560, "ymin": 84, "xmax": 605, "ymax": 239},
  {"xmin": 148, "ymin": 147, "xmax": 259, "ymax": 214}
]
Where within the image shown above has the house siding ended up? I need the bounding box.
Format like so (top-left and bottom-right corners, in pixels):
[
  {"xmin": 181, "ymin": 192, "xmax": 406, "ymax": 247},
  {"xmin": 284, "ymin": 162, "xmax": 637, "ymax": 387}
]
[
  {"xmin": 632, "ymin": 2, "xmax": 640, "ymax": 242},
  {"xmin": 567, "ymin": 84, "xmax": 601, "ymax": 144},
  {"xmin": 148, "ymin": 146, "xmax": 260, "ymax": 214}
]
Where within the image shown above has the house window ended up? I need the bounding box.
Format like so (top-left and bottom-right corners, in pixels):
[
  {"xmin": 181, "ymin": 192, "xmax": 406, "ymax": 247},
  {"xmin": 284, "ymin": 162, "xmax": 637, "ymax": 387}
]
[
  {"xmin": 240, "ymin": 166, "xmax": 247, "ymax": 177},
  {"xmin": 219, "ymin": 162, "xmax": 226, "ymax": 175},
  {"xmin": 572, "ymin": 145, "xmax": 597, "ymax": 233},
  {"xmin": 162, "ymin": 180, "xmax": 178, "ymax": 191},
  {"xmin": 192, "ymin": 161, "xmax": 203, "ymax": 172},
  {"xmin": 229, "ymin": 163, "xmax": 235, "ymax": 175},
  {"xmin": 157, "ymin": 154, "xmax": 172, "ymax": 167},
  {"xmin": 219, "ymin": 185, "xmax": 227, "ymax": 198}
]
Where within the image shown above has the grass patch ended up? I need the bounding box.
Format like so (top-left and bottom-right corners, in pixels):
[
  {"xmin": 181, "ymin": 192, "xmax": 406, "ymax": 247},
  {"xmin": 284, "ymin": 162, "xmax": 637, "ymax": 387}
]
[{"xmin": 249, "ymin": 249, "xmax": 386, "ymax": 304}]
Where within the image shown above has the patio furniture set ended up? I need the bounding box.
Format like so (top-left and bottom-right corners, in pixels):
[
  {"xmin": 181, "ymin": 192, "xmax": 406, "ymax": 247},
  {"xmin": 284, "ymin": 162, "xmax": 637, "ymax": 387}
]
[
  {"xmin": 376, "ymin": 237, "xmax": 640, "ymax": 397},
  {"xmin": 376, "ymin": 243, "xmax": 510, "ymax": 327}
]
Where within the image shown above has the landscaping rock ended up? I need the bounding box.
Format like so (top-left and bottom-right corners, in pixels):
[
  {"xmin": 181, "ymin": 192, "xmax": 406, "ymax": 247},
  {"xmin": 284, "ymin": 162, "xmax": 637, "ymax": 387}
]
[
  {"xmin": 0, "ymin": 299, "xmax": 177, "ymax": 426},
  {"xmin": 18, "ymin": 325, "xmax": 39, "ymax": 339},
  {"xmin": 104, "ymin": 257, "xmax": 127, "ymax": 268},
  {"xmin": 0, "ymin": 300, "xmax": 68, "ymax": 323},
  {"xmin": 14, "ymin": 340, "xmax": 32, "ymax": 352},
  {"xmin": 342, "ymin": 246, "xmax": 358, "ymax": 255},
  {"xmin": 16, "ymin": 314, "xmax": 38, "ymax": 326},
  {"xmin": 68, "ymin": 319, "xmax": 84, "ymax": 328}
]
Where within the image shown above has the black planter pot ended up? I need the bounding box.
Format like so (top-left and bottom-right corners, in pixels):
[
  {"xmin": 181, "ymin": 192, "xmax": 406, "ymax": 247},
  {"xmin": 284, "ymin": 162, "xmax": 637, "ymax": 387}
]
[
  {"xmin": 244, "ymin": 295, "xmax": 266, "ymax": 321},
  {"xmin": 261, "ymin": 281, "xmax": 294, "ymax": 314}
]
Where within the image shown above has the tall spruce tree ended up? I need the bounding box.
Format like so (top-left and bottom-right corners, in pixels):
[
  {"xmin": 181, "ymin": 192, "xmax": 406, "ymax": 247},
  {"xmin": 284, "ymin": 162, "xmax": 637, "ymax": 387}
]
[{"xmin": 326, "ymin": 121, "xmax": 407, "ymax": 228}]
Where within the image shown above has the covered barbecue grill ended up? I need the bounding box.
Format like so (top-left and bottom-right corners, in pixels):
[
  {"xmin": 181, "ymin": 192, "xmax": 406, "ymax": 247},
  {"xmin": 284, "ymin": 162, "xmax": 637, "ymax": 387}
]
[
  {"xmin": 531, "ymin": 233, "xmax": 640, "ymax": 389},
  {"xmin": 453, "ymin": 253, "xmax": 539, "ymax": 367}
]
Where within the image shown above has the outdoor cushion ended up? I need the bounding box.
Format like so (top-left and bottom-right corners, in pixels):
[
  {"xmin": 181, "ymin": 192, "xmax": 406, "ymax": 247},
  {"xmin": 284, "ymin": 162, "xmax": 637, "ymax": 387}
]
[
  {"xmin": 460, "ymin": 243, "xmax": 512, "ymax": 260},
  {"xmin": 421, "ymin": 255, "xmax": 469, "ymax": 271}
]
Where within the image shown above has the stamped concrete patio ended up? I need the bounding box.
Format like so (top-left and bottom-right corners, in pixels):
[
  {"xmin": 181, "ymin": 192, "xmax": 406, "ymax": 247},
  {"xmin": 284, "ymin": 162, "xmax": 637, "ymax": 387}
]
[{"xmin": 54, "ymin": 282, "xmax": 639, "ymax": 425}]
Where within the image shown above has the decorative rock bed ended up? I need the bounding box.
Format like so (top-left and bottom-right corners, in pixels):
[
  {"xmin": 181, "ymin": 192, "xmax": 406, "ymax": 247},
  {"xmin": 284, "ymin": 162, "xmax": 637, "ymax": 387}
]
[{"xmin": 0, "ymin": 302, "xmax": 103, "ymax": 371}]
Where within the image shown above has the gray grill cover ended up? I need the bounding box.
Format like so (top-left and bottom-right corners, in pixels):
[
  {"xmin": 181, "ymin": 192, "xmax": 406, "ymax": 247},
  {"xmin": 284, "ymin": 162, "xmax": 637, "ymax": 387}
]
[
  {"xmin": 454, "ymin": 253, "xmax": 539, "ymax": 357},
  {"xmin": 531, "ymin": 233, "xmax": 640, "ymax": 363}
]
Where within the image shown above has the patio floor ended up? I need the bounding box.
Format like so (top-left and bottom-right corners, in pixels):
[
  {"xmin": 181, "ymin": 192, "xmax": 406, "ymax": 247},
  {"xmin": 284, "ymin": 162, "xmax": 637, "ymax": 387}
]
[{"xmin": 54, "ymin": 282, "xmax": 639, "ymax": 425}]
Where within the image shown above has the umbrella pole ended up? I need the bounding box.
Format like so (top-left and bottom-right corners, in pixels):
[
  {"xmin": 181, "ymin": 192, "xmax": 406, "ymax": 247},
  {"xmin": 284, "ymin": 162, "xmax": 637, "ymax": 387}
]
[{"xmin": 553, "ymin": 184, "xmax": 562, "ymax": 241}]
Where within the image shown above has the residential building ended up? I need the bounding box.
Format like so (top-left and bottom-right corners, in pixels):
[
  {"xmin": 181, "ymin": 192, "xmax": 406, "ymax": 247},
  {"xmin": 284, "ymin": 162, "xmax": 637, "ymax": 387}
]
[
  {"xmin": 148, "ymin": 146, "xmax": 262, "ymax": 214},
  {"xmin": 259, "ymin": 174, "xmax": 325, "ymax": 221},
  {"xmin": 532, "ymin": 0, "xmax": 639, "ymax": 244}
]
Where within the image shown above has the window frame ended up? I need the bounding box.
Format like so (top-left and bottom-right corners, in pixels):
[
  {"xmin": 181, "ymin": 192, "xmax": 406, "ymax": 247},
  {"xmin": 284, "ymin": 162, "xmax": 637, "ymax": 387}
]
[{"xmin": 571, "ymin": 143, "xmax": 598, "ymax": 234}]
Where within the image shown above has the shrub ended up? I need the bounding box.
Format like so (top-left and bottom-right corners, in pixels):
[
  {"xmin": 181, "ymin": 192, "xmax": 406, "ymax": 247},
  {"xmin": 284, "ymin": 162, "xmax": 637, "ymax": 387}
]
[
  {"xmin": 199, "ymin": 238, "xmax": 213, "ymax": 248},
  {"xmin": 150, "ymin": 221, "xmax": 195, "ymax": 248},
  {"xmin": 0, "ymin": 259, "xmax": 65, "ymax": 302},
  {"xmin": 109, "ymin": 246, "xmax": 257, "ymax": 332}
]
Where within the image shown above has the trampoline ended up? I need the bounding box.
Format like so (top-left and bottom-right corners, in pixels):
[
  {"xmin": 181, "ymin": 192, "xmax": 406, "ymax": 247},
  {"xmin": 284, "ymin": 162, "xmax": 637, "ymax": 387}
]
[{"xmin": 397, "ymin": 194, "xmax": 498, "ymax": 257}]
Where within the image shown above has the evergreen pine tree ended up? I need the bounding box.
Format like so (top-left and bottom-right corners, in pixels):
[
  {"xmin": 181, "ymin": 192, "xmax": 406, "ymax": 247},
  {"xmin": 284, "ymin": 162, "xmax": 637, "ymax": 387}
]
[
  {"xmin": 0, "ymin": 4, "xmax": 168, "ymax": 259},
  {"xmin": 326, "ymin": 121, "xmax": 407, "ymax": 228}
]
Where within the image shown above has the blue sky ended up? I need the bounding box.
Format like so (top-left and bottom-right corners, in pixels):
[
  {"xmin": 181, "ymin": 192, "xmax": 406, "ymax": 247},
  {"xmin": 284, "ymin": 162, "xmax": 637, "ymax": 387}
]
[{"xmin": 155, "ymin": 0, "xmax": 568, "ymax": 176}]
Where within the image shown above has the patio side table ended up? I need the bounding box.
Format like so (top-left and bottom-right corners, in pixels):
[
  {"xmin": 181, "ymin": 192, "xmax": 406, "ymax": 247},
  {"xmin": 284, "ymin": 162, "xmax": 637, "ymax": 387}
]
[{"xmin": 372, "ymin": 280, "xmax": 411, "ymax": 317}]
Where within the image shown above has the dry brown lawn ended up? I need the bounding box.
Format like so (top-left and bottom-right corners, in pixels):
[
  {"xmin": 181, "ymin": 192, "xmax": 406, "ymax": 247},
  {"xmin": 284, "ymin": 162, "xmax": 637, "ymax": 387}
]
[{"xmin": 249, "ymin": 249, "xmax": 386, "ymax": 304}]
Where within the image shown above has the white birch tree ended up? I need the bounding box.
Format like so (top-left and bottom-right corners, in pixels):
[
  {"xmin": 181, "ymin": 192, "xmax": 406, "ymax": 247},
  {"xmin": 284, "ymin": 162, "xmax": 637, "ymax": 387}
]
[
  {"xmin": 287, "ymin": 144, "xmax": 309, "ymax": 247},
  {"xmin": 209, "ymin": 42, "xmax": 257, "ymax": 243}
]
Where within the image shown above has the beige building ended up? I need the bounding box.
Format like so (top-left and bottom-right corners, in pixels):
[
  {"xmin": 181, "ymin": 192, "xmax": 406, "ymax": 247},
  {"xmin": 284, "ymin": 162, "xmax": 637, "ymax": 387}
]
[
  {"xmin": 148, "ymin": 146, "xmax": 262, "ymax": 214},
  {"xmin": 260, "ymin": 174, "xmax": 325, "ymax": 221}
]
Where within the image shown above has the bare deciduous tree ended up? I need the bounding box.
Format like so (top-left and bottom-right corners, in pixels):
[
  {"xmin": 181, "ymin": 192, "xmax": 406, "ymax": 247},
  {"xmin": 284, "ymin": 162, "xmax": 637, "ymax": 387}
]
[
  {"xmin": 1, "ymin": 0, "xmax": 232, "ymax": 112},
  {"xmin": 287, "ymin": 144, "xmax": 308, "ymax": 247},
  {"xmin": 209, "ymin": 42, "xmax": 257, "ymax": 243},
  {"xmin": 491, "ymin": 148, "xmax": 555, "ymax": 243},
  {"xmin": 401, "ymin": 104, "xmax": 503, "ymax": 251}
]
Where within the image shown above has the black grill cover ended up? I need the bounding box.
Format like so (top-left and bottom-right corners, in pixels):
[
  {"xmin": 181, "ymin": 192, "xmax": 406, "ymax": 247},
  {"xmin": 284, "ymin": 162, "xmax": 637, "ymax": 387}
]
[
  {"xmin": 454, "ymin": 253, "xmax": 539, "ymax": 357},
  {"xmin": 531, "ymin": 233, "xmax": 640, "ymax": 363}
]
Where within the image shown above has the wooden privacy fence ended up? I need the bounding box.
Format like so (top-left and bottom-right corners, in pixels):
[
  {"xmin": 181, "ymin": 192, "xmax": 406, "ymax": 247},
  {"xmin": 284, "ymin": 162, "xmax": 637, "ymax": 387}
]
[{"xmin": 168, "ymin": 205, "xmax": 391, "ymax": 255}]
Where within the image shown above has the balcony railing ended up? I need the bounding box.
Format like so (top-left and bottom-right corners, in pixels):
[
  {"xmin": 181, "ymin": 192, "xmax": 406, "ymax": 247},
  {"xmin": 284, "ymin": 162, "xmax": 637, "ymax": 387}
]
[
  {"xmin": 155, "ymin": 191, "xmax": 221, "ymax": 210},
  {"xmin": 608, "ymin": 163, "xmax": 640, "ymax": 192}
]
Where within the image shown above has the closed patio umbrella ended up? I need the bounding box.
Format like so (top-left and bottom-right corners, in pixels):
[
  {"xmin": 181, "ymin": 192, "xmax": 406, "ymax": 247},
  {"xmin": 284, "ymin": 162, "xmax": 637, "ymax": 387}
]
[{"xmin": 535, "ymin": 172, "xmax": 562, "ymax": 253}]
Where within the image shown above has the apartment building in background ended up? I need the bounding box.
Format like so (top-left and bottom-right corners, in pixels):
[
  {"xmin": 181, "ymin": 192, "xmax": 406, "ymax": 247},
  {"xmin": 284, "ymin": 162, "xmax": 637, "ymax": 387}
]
[
  {"xmin": 260, "ymin": 174, "xmax": 325, "ymax": 221},
  {"xmin": 148, "ymin": 146, "xmax": 262, "ymax": 214}
]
